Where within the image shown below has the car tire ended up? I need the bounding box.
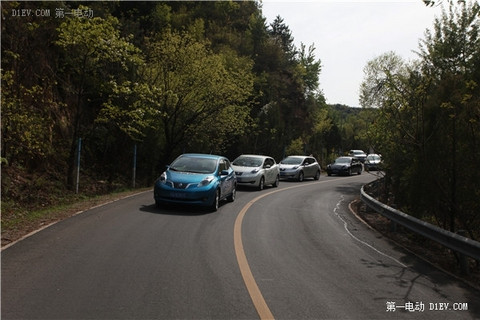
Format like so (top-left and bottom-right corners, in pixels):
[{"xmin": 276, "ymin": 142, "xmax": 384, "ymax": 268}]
[
  {"xmin": 314, "ymin": 170, "xmax": 320, "ymax": 180},
  {"xmin": 227, "ymin": 185, "xmax": 236, "ymax": 202},
  {"xmin": 258, "ymin": 177, "xmax": 265, "ymax": 190},
  {"xmin": 211, "ymin": 189, "xmax": 220, "ymax": 212},
  {"xmin": 298, "ymin": 171, "xmax": 304, "ymax": 182},
  {"xmin": 272, "ymin": 175, "xmax": 279, "ymax": 187},
  {"xmin": 348, "ymin": 168, "xmax": 352, "ymax": 176}
]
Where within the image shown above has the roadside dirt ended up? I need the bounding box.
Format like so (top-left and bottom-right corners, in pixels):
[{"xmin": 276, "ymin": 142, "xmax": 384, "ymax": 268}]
[{"xmin": 352, "ymin": 198, "xmax": 480, "ymax": 289}]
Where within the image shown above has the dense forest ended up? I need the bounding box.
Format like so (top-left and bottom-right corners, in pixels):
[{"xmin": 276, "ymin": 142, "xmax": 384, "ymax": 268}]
[
  {"xmin": 1, "ymin": 1, "xmax": 373, "ymax": 205},
  {"xmin": 1, "ymin": 1, "xmax": 479, "ymax": 241},
  {"xmin": 360, "ymin": 1, "xmax": 480, "ymax": 239}
]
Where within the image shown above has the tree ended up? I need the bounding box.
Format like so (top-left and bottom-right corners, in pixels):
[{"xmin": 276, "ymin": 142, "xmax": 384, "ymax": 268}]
[
  {"xmin": 298, "ymin": 43, "xmax": 322, "ymax": 97},
  {"xmin": 1, "ymin": 1, "xmax": 61, "ymax": 169},
  {"xmin": 360, "ymin": 51, "xmax": 407, "ymax": 109},
  {"xmin": 269, "ymin": 15, "xmax": 296, "ymax": 63},
  {"xmin": 360, "ymin": 0, "xmax": 480, "ymax": 239},
  {"xmin": 417, "ymin": 0, "xmax": 480, "ymax": 235},
  {"xmin": 100, "ymin": 29, "xmax": 254, "ymax": 165},
  {"xmin": 55, "ymin": 10, "xmax": 142, "ymax": 187}
]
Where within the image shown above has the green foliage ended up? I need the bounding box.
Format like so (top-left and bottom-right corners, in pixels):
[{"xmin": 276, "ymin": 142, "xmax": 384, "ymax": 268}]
[
  {"xmin": 97, "ymin": 81, "xmax": 154, "ymax": 141},
  {"xmin": 2, "ymin": 1, "xmax": 368, "ymax": 222},
  {"xmin": 360, "ymin": 0, "xmax": 480, "ymax": 238},
  {"xmin": 298, "ymin": 43, "xmax": 322, "ymax": 96},
  {"xmin": 1, "ymin": 71, "xmax": 55, "ymax": 166},
  {"xmin": 286, "ymin": 138, "xmax": 305, "ymax": 155},
  {"xmin": 54, "ymin": 8, "xmax": 143, "ymax": 185},
  {"xmin": 55, "ymin": 10, "xmax": 143, "ymax": 93},
  {"xmin": 146, "ymin": 29, "xmax": 253, "ymax": 157}
]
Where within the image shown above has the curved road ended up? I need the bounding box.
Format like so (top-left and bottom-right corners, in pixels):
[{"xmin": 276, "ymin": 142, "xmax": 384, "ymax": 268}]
[{"xmin": 2, "ymin": 173, "xmax": 479, "ymax": 319}]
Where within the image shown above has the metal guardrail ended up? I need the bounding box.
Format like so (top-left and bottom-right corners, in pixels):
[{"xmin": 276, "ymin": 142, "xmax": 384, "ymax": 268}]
[{"xmin": 360, "ymin": 184, "xmax": 480, "ymax": 263}]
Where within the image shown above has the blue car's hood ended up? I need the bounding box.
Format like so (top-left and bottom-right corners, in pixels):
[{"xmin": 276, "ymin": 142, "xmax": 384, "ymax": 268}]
[{"xmin": 167, "ymin": 170, "xmax": 215, "ymax": 183}]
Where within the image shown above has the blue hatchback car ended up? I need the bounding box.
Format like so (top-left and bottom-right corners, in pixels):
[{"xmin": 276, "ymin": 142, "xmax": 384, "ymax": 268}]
[{"xmin": 154, "ymin": 154, "xmax": 237, "ymax": 211}]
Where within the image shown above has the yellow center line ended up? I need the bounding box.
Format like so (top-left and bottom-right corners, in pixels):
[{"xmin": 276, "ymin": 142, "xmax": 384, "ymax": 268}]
[{"xmin": 233, "ymin": 181, "xmax": 330, "ymax": 320}]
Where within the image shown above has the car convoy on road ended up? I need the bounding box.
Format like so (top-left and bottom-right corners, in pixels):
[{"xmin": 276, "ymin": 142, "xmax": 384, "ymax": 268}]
[{"xmin": 154, "ymin": 150, "xmax": 380, "ymax": 211}]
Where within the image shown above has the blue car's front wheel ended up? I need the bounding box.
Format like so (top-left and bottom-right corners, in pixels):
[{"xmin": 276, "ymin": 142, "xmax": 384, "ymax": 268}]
[
  {"xmin": 227, "ymin": 185, "xmax": 236, "ymax": 202},
  {"xmin": 211, "ymin": 189, "xmax": 220, "ymax": 212}
]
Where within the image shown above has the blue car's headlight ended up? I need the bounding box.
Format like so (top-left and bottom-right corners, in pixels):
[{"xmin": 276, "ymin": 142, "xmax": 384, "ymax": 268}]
[
  {"xmin": 198, "ymin": 176, "xmax": 215, "ymax": 187},
  {"xmin": 157, "ymin": 171, "xmax": 167, "ymax": 184}
]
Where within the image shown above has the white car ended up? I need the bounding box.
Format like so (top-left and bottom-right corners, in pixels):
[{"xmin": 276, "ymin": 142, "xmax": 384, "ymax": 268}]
[
  {"xmin": 348, "ymin": 150, "xmax": 367, "ymax": 163},
  {"xmin": 365, "ymin": 154, "xmax": 382, "ymax": 171},
  {"xmin": 232, "ymin": 155, "xmax": 280, "ymax": 190}
]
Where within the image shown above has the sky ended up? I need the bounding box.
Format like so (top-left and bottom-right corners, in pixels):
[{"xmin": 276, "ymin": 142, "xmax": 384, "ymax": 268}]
[{"xmin": 261, "ymin": 0, "xmax": 446, "ymax": 107}]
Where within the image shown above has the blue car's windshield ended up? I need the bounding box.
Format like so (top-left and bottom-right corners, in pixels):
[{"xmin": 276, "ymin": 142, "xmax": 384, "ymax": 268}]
[
  {"xmin": 233, "ymin": 157, "xmax": 263, "ymax": 167},
  {"xmin": 170, "ymin": 157, "xmax": 217, "ymax": 174}
]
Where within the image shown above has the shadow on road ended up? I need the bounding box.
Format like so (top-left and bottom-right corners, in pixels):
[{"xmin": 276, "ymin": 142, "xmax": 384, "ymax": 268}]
[
  {"xmin": 139, "ymin": 203, "xmax": 214, "ymax": 216},
  {"xmin": 335, "ymin": 183, "xmax": 367, "ymax": 196}
]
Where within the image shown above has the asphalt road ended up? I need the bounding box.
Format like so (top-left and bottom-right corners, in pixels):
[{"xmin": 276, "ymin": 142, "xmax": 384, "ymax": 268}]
[{"xmin": 2, "ymin": 173, "xmax": 479, "ymax": 319}]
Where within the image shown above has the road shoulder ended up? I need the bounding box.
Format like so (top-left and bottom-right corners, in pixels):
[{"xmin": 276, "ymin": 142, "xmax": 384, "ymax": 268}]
[
  {"xmin": 1, "ymin": 188, "xmax": 151, "ymax": 249},
  {"xmin": 350, "ymin": 198, "xmax": 480, "ymax": 290}
]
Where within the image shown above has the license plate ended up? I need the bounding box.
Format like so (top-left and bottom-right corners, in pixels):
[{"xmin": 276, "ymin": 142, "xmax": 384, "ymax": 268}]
[{"xmin": 170, "ymin": 192, "xmax": 186, "ymax": 199}]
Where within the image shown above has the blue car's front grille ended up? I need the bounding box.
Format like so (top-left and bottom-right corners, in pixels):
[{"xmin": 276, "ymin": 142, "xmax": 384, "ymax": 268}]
[
  {"xmin": 163, "ymin": 181, "xmax": 193, "ymax": 189},
  {"xmin": 173, "ymin": 182, "xmax": 189, "ymax": 189}
]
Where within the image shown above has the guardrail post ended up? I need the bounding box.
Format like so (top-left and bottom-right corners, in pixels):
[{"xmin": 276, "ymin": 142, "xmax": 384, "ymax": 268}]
[
  {"xmin": 75, "ymin": 137, "xmax": 82, "ymax": 194},
  {"xmin": 457, "ymin": 230, "xmax": 469, "ymax": 275},
  {"xmin": 390, "ymin": 220, "xmax": 397, "ymax": 233},
  {"xmin": 388, "ymin": 205, "xmax": 397, "ymax": 232},
  {"xmin": 132, "ymin": 144, "xmax": 137, "ymax": 189}
]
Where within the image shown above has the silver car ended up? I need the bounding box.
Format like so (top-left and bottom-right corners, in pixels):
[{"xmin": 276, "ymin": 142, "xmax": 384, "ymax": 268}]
[
  {"xmin": 348, "ymin": 149, "xmax": 367, "ymax": 163},
  {"xmin": 365, "ymin": 154, "xmax": 382, "ymax": 171},
  {"xmin": 279, "ymin": 156, "xmax": 321, "ymax": 181},
  {"xmin": 232, "ymin": 155, "xmax": 280, "ymax": 190}
]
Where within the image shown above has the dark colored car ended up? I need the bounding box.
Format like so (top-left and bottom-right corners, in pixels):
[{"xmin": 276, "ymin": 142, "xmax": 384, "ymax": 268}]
[
  {"xmin": 154, "ymin": 154, "xmax": 236, "ymax": 211},
  {"xmin": 365, "ymin": 154, "xmax": 382, "ymax": 171},
  {"xmin": 326, "ymin": 156, "xmax": 362, "ymax": 176},
  {"xmin": 279, "ymin": 155, "xmax": 321, "ymax": 181}
]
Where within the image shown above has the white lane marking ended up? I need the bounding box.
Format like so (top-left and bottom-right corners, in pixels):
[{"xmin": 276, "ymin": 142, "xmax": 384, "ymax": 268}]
[{"xmin": 333, "ymin": 195, "xmax": 408, "ymax": 268}]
